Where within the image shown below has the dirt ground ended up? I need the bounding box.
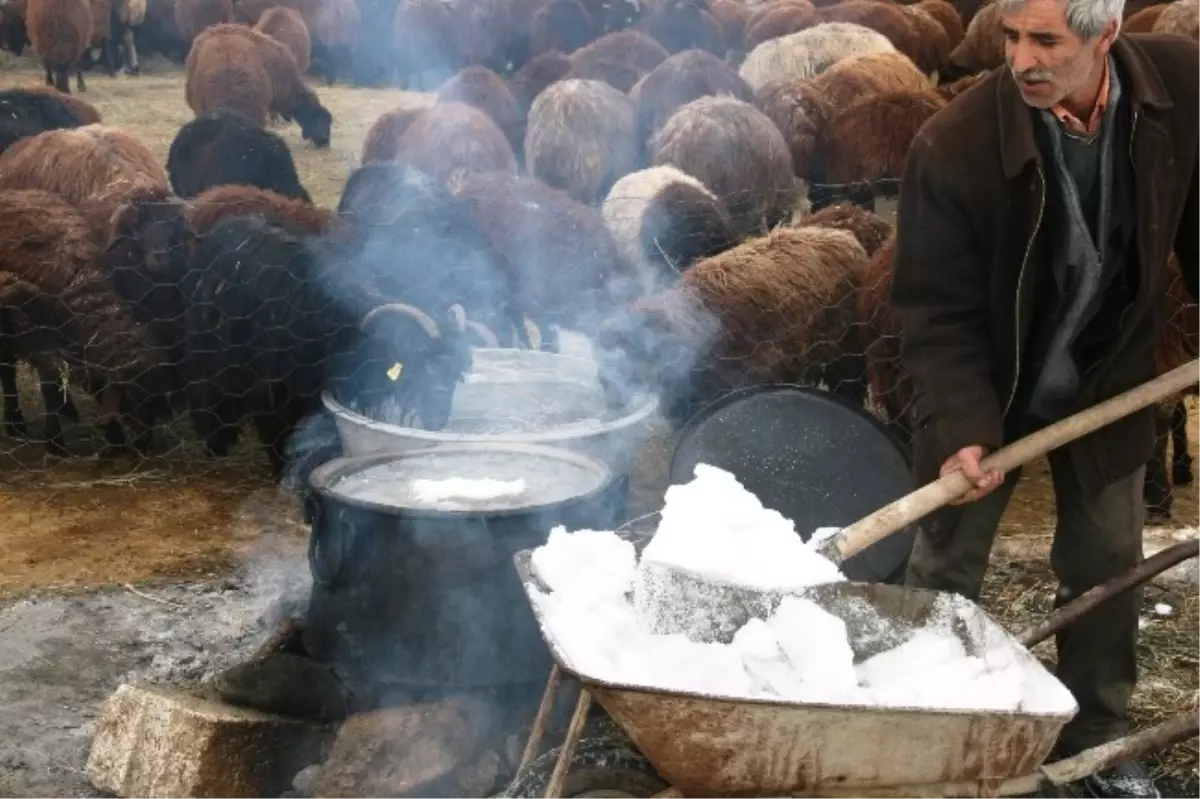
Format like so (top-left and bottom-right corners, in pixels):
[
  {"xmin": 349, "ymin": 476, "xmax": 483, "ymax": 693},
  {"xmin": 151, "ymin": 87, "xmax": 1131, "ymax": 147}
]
[{"xmin": 0, "ymin": 58, "xmax": 1196, "ymax": 797}]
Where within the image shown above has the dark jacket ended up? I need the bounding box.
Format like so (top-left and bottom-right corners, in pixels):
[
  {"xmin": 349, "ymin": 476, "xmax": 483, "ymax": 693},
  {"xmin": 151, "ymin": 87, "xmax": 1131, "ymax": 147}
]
[{"xmin": 891, "ymin": 34, "xmax": 1199, "ymax": 491}]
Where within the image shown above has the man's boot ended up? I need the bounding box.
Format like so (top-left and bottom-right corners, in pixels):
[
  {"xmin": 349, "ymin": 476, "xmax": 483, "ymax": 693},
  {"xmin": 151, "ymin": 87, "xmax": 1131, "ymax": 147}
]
[{"xmin": 1082, "ymin": 760, "xmax": 1159, "ymax": 799}]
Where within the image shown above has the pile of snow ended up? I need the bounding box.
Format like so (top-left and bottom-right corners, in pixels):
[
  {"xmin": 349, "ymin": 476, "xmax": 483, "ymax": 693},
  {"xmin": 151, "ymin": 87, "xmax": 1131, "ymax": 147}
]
[{"xmin": 527, "ymin": 464, "xmax": 1077, "ymax": 715}]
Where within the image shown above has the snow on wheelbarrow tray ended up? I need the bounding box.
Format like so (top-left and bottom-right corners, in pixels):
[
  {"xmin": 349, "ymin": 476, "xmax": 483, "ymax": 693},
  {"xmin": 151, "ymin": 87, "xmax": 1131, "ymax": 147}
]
[{"xmin": 514, "ymin": 551, "xmax": 1079, "ymax": 797}]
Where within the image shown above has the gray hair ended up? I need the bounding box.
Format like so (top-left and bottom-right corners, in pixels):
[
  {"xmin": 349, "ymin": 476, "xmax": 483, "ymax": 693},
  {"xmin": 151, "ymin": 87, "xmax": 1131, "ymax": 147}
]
[{"xmin": 996, "ymin": 0, "xmax": 1125, "ymax": 39}]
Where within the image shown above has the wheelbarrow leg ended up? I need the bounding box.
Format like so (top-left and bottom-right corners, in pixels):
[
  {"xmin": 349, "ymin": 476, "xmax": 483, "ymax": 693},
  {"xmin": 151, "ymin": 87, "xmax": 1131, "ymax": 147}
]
[
  {"xmin": 520, "ymin": 664, "xmax": 564, "ymax": 772},
  {"xmin": 544, "ymin": 688, "xmax": 593, "ymax": 798}
]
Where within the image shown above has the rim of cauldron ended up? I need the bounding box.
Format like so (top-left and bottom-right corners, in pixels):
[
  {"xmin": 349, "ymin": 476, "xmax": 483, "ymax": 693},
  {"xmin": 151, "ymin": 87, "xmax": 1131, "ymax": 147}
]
[{"xmin": 307, "ymin": 442, "xmax": 617, "ymax": 520}]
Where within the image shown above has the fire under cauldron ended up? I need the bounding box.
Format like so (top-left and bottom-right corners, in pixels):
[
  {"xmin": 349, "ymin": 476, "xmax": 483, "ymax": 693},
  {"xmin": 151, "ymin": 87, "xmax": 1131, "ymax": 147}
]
[{"xmin": 303, "ymin": 443, "xmax": 624, "ymax": 710}]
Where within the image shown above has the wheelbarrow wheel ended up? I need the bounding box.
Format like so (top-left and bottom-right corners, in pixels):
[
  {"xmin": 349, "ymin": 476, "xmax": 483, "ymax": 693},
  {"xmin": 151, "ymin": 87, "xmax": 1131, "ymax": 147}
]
[{"xmin": 499, "ymin": 735, "xmax": 669, "ymax": 798}]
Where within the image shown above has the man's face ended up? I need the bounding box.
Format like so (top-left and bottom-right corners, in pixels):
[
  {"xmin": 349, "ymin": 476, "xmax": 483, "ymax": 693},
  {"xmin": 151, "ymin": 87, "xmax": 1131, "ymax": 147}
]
[{"xmin": 1001, "ymin": 0, "xmax": 1117, "ymax": 108}]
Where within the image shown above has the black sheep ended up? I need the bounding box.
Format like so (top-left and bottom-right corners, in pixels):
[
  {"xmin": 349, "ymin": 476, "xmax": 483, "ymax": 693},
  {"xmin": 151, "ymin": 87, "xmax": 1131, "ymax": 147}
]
[
  {"xmin": 166, "ymin": 110, "xmax": 310, "ymax": 201},
  {"xmin": 180, "ymin": 214, "xmax": 472, "ymax": 477},
  {"xmin": 335, "ymin": 162, "xmax": 518, "ymax": 345},
  {"xmin": 0, "ymin": 88, "xmax": 92, "ymax": 154}
]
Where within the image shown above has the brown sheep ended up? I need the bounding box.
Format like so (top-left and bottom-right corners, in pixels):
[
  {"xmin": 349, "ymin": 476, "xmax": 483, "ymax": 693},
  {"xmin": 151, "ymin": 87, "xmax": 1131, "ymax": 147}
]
[
  {"xmin": 802, "ymin": 201, "xmax": 892, "ymax": 258},
  {"xmin": 360, "ymin": 103, "xmax": 430, "ymax": 164},
  {"xmin": 254, "ymin": 5, "xmax": 310, "ymax": 71},
  {"xmin": 568, "ymin": 29, "xmax": 670, "ymax": 93},
  {"xmin": 436, "ymin": 66, "xmax": 523, "ymax": 156},
  {"xmin": 185, "ymin": 184, "xmax": 334, "ymax": 236},
  {"xmin": 650, "ymin": 94, "xmax": 796, "ymax": 236},
  {"xmin": 807, "ymin": 49, "xmax": 932, "ymax": 108},
  {"xmin": 185, "ymin": 23, "xmax": 332, "ymax": 146},
  {"xmin": 599, "ymin": 225, "xmax": 869, "ymax": 418},
  {"xmin": 1152, "ymin": 0, "xmax": 1199, "ymax": 38},
  {"xmin": 310, "ymin": 0, "xmax": 359, "ymax": 84},
  {"xmin": 174, "ymin": 0, "xmax": 233, "ymax": 42},
  {"xmin": 639, "ymin": 0, "xmax": 726, "ymax": 57},
  {"xmin": 948, "ymin": 0, "xmax": 1003, "ymax": 76},
  {"xmin": 817, "ymin": 1, "xmax": 924, "ymax": 68},
  {"xmin": 0, "ymin": 124, "xmax": 169, "ymax": 243},
  {"xmin": 855, "ymin": 235, "xmax": 910, "ymax": 441},
  {"xmin": 531, "ymin": 0, "xmax": 597, "ymax": 57},
  {"xmin": 632, "ymin": 48, "xmax": 755, "ymax": 153},
  {"xmin": 744, "ymin": 1, "xmax": 816, "ymax": 50},
  {"xmin": 897, "ymin": 3, "xmax": 950, "ymax": 75},
  {"xmin": 709, "ymin": 0, "xmax": 752, "ymax": 53},
  {"xmin": 0, "ymin": 188, "xmax": 174, "ymax": 454},
  {"xmin": 1123, "ymin": 3, "xmax": 1167, "ymax": 31},
  {"xmin": 90, "ymin": 0, "xmax": 114, "ymax": 73},
  {"xmin": 392, "ymin": 102, "xmax": 518, "ymax": 190},
  {"xmin": 19, "ymin": 84, "xmax": 103, "ymax": 123},
  {"xmin": 525, "ymin": 78, "xmax": 638, "ymax": 206},
  {"xmin": 823, "ymin": 89, "xmax": 945, "ymax": 187},
  {"xmin": 508, "ymin": 50, "xmax": 574, "ymax": 118},
  {"xmin": 914, "ymin": 0, "xmax": 963, "ymax": 49},
  {"xmin": 26, "ymin": 0, "xmax": 93, "ymax": 93},
  {"xmin": 754, "ymin": 78, "xmax": 829, "ymax": 180},
  {"xmin": 393, "ymin": 0, "xmax": 461, "ymax": 90},
  {"xmin": 454, "ymin": 171, "xmax": 638, "ymax": 343}
]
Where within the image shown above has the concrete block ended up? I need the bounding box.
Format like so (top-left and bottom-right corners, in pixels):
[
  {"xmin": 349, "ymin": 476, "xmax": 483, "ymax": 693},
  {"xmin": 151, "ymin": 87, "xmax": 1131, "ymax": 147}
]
[
  {"xmin": 87, "ymin": 683, "xmax": 329, "ymax": 798},
  {"xmin": 313, "ymin": 697, "xmax": 493, "ymax": 798}
]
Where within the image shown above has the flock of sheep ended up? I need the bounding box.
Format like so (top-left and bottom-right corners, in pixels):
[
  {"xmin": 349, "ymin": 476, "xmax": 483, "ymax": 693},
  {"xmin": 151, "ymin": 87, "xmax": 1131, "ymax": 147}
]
[{"xmin": 0, "ymin": 0, "xmax": 1196, "ymax": 514}]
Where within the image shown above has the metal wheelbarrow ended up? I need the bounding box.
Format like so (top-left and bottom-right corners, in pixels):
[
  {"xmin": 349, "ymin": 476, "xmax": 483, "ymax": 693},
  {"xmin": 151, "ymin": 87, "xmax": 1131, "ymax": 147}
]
[{"xmin": 501, "ymin": 362, "xmax": 1199, "ymax": 797}]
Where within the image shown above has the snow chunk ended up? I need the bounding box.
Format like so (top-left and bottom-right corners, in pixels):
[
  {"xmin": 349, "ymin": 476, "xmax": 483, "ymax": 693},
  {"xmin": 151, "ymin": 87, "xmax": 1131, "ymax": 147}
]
[
  {"xmin": 532, "ymin": 527, "xmax": 636, "ymax": 598},
  {"xmin": 412, "ymin": 477, "xmax": 526, "ymax": 503}
]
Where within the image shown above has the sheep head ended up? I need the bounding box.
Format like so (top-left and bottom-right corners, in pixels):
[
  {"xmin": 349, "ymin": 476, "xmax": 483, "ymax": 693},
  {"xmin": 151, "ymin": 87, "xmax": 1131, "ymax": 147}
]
[
  {"xmin": 348, "ymin": 301, "xmax": 472, "ymax": 430},
  {"xmin": 295, "ymin": 91, "xmax": 332, "ymax": 149}
]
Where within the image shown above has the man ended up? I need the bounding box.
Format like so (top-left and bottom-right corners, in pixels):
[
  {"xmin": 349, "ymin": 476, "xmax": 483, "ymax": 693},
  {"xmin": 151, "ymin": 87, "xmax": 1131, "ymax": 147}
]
[{"xmin": 890, "ymin": 0, "xmax": 1198, "ymax": 794}]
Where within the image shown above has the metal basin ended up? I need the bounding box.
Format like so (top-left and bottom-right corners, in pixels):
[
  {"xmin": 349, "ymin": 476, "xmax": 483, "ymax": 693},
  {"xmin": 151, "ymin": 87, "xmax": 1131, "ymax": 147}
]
[{"xmin": 322, "ymin": 347, "xmax": 659, "ymax": 476}]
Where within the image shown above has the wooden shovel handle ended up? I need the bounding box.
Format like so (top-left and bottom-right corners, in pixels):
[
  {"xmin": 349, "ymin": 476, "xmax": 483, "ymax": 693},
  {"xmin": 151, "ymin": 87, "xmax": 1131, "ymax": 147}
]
[{"xmin": 826, "ymin": 359, "xmax": 1199, "ymax": 564}]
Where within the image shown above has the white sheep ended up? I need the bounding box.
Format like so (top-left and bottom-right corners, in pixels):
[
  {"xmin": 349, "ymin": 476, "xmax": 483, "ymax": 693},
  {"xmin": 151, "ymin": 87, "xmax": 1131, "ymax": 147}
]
[{"xmin": 738, "ymin": 21, "xmax": 896, "ymax": 92}]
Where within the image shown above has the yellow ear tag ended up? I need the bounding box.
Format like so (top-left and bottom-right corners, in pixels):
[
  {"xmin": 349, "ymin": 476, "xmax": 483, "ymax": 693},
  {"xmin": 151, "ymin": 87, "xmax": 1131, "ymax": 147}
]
[{"xmin": 387, "ymin": 362, "xmax": 404, "ymax": 381}]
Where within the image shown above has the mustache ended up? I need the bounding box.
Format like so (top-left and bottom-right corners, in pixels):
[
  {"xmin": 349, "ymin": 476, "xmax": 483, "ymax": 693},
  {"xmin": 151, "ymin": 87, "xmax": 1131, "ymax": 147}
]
[{"xmin": 1011, "ymin": 66, "xmax": 1055, "ymax": 82}]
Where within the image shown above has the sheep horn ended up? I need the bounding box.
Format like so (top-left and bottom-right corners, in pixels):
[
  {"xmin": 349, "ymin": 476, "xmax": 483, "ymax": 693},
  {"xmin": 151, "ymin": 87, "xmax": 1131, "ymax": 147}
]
[
  {"xmin": 448, "ymin": 303, "xmax": 467, "ymax": 333},
  {"xmin": 360, "ymin": 302, "xmax": 441, "ymax": 339},
  {"xmin": 464, "ymin": 319, "xmax": 500, "ymax": 348}
]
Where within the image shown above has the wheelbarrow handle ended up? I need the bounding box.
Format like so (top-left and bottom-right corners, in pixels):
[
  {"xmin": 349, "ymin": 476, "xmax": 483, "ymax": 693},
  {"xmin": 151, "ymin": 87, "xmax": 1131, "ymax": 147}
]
[
  {"xmin": 821, "ymin": 359, "xmax": 1199, "ymax": 565},
  {"xmin": 1017, "ymin": 538, "xmax": 1199, "ymax": 648}
]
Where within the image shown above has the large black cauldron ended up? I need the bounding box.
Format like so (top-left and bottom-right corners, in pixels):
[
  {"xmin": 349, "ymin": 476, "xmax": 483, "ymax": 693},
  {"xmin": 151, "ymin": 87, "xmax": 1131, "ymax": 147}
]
[{"xmin": 303, "ymin": 443, "xmax": 623, "ymax": 703}]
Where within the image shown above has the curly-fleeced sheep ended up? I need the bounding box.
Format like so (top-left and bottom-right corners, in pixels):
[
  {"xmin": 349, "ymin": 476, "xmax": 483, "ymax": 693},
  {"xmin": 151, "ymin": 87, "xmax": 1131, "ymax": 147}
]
[
  {"xmin": 0, "ymin": 0, "xmax": 28, "ymax": 56},
  {"xmin": 632, "ymin": 48, "xmax": 754, "ymax": 152},
  {"xmin": 310, "ymin": 0, "xmax": 359, "ymax": 83},
  {"xmin": 179, "ymin": 215, "xmax": 473, "ymax": 476},
  {"xmin": 254, "ymin": 5, "xmax": 311, "ymax": 71},
  {"xmin": 359, "ymin": 102, "xmax": 431, "ymax": 164},
  {"xmin": 0, "ymin": 87, "xmax": 98, "ymax": 154},
  {"xmin": 753, "ymin": 78, "xmax": 828, "ymax": 181},
  {"xmin": 743, "ymin": 1, "xmax": 815, "ymax": 50},
  {"xmin": 947, "ymin": 0, "xmax": 1003, "ymax": 77},
  {"xmin": 436, "ymin": 66, "xmax": 524, "ymax": 157},
  {"xmin": 896, "ymin": 3, "xmax": 950, "ymax": 75},
  {"xmin": 580, "ymin": 0, "xmax": 642, "ymax": 34},
  {"xmin": 640, "ymin": 0, "xmax": 725, "ymax": 55},
  {"xmin": 649, "ymin": 94, "xmax": 795, "ymax": 236},
  {"xmin": 806, "ymin": 49, "xmax": 932, "ymax": 108},
  {"xmin": 1124, "ymin": 3, "xmax": 1167, "ymax": 31},
  {"xmin": 0, "ymin": 124, "xmax": 169, "ymax": 242},
  {"xmin": 937, "ymin": 69, "xmax": 986, "ymax": 100},
  {"xmin": 816, "ymin": 1, "xmax": 924, "ymax": 69},
  {"xmin": 187, "ymin": 184, "xmax": 334, "ymax": 236},
  {"xmin": 390, "ymin": 102, "xmax": 518, "ymax": 190},
  {"xmin": 739, "ymin": 21, "xmax": 896, "ymax": 91},
  {"xmin": 1152, "ymin": 0, "xmax": 1199, "ymax": 37},
  {"xmin": 0, "ymin": 188, "xmax": 175, "ymax": 454},
  {"xmin": 89, "ymin": 0, "xmax": 116, "ymax": 75},
  {"xmin": 109, "ymin": 0, "xmax": 146, "ymax": 74},
  {"xmin": 27, "ymin": 0, "xmax": 93, "ymax": 93},
  {"xmin": 185, "ymin": 23, "xmax": 332, "ymax": 146},
  {"xmin": 602, "ymin": 165, "xmax": 738, "ymax": 293},
  {"xmin": 708, "ymin": 0, "xmax": 751, "ymax": 53},
  {"xmin": 854, "ymin": 234, "xmax": 909, "ymax": 442},
  {"xmin": 823, "ymin": 89, "xmax": 945, "ymax": 194},
  {"xmin": 568, "ymin": 29, "xmax": 670, "ymax": 92},
  {"xmin": 335, "ymin": 162, "xmax": 517, "ymax": 342},
  {"xmin": 392, "ymin": 0, "xmax": 460, "ymax": 90},
  {"xmin": 913, "ymin": 0, "xmax": 962, "ymax": 49},
  {"xmin": 173, "ymin": 0, "xmax": 232, "ymax": 43},
  {"xmin": 166, "ymin": 109, "xmax": 311, "ymax": 200},
  {"xmin": 525, "ymin": 78, "xmax": 637, "ymax": 206},
  {"xmin": 597, "ymin": 225, "xmax": 869, "ymax": 419},
  {"xmin": 508, "ymin": 50, "xmax": 573, "ymax": 118},
  {"xmin": 455, "ymin": 171, "xmax": 639, "ymax": 347},
  {"xmin": 531, "ymin": 0, "xmax": 596, "ymax": 57},
  {"xmin": 802, "ymin": 201, "xmax": 892, "ymax": 257}
]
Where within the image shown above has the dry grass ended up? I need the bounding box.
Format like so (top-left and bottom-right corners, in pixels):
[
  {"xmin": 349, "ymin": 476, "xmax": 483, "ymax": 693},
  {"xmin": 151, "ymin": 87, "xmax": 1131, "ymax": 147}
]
[{"xmin": 0, "ymin": 53, "xmax": 434, "ymax": 207}]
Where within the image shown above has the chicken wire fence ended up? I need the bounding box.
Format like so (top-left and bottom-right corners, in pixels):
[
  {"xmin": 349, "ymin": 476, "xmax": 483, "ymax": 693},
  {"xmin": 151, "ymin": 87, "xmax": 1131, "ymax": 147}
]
[{"xmin": 0, "ymin": 185, "xmax": 1194, "ymax": 497}]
